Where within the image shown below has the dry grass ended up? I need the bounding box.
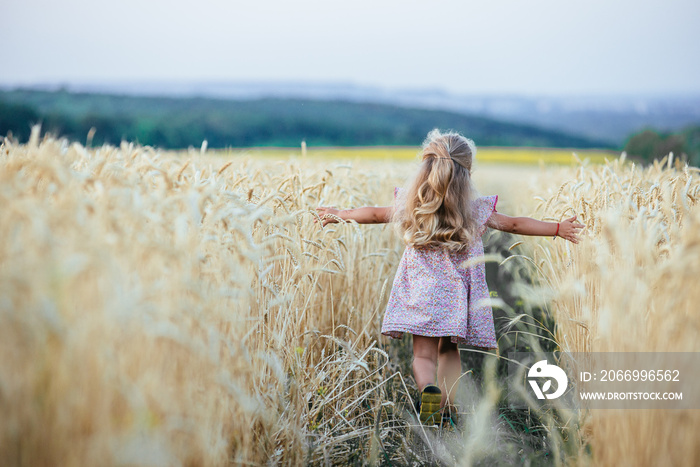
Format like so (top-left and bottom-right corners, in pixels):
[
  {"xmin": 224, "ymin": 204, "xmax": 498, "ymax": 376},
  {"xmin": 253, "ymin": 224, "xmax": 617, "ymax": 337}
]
[{"xmin": 1, "ymin": 129, "xmax": 698, "ymax": 466}]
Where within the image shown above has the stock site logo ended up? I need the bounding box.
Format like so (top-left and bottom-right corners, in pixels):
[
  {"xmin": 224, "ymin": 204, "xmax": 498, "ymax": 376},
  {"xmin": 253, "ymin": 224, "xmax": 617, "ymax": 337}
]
[{"xmin": 528, "ymin": 360, "xmax": 568, "ymax": 400}]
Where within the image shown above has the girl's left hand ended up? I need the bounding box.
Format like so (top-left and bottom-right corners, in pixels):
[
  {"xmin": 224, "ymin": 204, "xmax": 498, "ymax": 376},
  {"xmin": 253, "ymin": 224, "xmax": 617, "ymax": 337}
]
[
  {"xmin": 315, "ymin": 207, "xmax": 343, "ymax": 227},
  {"xmin": 558, "ymin": 215, "xmax": 585, "ymax": 243}
]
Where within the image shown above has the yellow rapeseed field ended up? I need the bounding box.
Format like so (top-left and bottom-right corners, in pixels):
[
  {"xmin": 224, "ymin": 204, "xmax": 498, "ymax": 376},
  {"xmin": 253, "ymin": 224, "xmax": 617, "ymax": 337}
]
[
  {"xmin": 223, "ymin": 146, "xmax": 615, "ymax": 166},
  {"xmin": 1, "ymin": 130, "xmax": 698, "ymax": 465}
]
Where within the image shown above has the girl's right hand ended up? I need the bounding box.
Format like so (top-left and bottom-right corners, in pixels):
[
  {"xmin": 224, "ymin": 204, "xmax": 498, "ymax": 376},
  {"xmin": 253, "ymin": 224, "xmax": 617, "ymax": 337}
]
[
  {"xmin": 558, "ymin": 215, "xmax": 585, "ymax": 243},
  {"xmin": 315, "ymin": 207, "xmax": 343, "ymax": 227}
]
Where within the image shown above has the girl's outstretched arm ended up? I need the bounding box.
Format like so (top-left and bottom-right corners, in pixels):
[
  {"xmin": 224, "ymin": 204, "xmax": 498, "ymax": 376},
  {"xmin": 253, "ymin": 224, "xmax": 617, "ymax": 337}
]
[
  {"xmin": 315, "ymin": 206, "xmax": 393, "ymax": 227},
  {"xmin": 486, "ymin": 212, "xmax": 584, "ymax": 243}
]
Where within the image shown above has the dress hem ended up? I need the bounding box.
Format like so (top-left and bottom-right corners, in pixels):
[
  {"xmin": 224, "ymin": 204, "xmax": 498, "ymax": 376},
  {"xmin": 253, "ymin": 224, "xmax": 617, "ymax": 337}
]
[{"xmin": 381, "ymin": 326, "xmax": 497, "ymax": 350}]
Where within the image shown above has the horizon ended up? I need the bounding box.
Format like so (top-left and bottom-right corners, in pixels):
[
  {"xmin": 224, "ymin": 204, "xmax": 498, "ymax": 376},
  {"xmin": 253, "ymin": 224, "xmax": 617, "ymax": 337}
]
[{"xmin": 4, "ymin": 79, "xmax": 700, "ymax": 101}]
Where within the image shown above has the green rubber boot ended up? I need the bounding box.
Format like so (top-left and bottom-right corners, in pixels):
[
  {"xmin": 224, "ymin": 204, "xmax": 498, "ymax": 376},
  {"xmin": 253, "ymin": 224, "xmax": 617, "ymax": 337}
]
[
  {"xmin": 441, "ymin": 405, "xmax": 459, "ymax": 430},
  {"xmin": 418, "ymin": 385, "xmax": 442, "ymax": 426}
]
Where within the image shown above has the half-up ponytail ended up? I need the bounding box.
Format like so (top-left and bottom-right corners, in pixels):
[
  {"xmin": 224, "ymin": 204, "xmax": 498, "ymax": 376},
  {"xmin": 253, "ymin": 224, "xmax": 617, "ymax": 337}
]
[{"xmin": 395, "ymin": 129, "xmax": 479, "ymax": 252}]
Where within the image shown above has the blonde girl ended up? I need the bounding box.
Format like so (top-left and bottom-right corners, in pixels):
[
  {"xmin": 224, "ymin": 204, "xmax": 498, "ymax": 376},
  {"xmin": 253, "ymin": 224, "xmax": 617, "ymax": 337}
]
[{"xmin": 316, "ymin": 129, "xmax": 583, "ymax": 426}]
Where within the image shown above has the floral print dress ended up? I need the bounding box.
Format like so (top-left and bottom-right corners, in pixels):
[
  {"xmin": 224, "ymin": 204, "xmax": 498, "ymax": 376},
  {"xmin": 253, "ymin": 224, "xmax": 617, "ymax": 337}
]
[{"xmin": 381, "ymin": 189, "xmax": 499, "ymax": 350}]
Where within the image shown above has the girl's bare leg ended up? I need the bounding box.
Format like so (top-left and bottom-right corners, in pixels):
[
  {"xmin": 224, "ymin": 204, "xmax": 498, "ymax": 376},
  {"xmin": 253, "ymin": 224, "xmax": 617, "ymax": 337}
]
[
  {"xmin": 437, "ymin": 337, "xmax": 462, "ymax": 408},
  {"xmin": 412, "ymin": 335, "xmax": 440, "ymax": 391}
]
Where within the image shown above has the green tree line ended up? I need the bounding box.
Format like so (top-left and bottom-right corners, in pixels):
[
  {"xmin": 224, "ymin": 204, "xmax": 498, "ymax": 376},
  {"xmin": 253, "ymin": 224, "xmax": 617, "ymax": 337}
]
[
  {"xmin": 624, "ymin": 127, "xmax": 700, "ymax": 167},
  {"xmin": 0, "ymin": 89, "xmax": 609, "ymax": 150}
]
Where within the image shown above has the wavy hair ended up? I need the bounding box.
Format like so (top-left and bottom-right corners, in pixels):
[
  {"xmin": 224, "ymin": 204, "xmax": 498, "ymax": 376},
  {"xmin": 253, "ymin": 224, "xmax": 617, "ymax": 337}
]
[{"xmin": 394, "ymin": 129, "xmax": 479, "ymax": 252}]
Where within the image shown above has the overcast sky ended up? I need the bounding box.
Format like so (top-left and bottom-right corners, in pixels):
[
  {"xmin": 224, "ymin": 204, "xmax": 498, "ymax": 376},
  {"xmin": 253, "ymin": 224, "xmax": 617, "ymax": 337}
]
[{"xmin": 2, "ymin": 0, "xmax": 699, "ymax": 96}]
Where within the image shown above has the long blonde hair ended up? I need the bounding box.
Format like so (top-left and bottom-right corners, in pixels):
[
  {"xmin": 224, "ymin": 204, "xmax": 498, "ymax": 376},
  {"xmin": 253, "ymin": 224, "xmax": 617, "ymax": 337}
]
[{"xmin": 394, "ymin": 129, "xmax": 480, "ymax": 252}]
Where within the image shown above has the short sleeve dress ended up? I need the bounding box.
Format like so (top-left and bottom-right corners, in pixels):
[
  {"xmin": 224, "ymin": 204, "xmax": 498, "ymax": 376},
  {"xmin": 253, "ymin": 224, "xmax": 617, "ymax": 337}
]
[{"xmin": 381, "ymin": 188, "xmax": 499, "ymax": 350}]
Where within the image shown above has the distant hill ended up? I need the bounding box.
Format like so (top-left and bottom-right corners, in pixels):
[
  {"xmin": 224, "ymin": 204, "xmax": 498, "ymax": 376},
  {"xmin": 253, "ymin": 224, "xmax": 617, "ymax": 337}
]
[
  {"xmin": 9, "ymin": 81, "xmax": 699, "ymax": 146},
  {"xmin": 0, "ymin": 89, "xmax": 611, "ymax": 149}
]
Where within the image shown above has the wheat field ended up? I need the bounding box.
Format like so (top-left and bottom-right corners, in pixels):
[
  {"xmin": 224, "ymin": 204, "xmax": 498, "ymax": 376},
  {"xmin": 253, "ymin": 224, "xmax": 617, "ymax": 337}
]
[{"xmin": 1, "ymin": 129, "xmax": 698, "ymax": 466}]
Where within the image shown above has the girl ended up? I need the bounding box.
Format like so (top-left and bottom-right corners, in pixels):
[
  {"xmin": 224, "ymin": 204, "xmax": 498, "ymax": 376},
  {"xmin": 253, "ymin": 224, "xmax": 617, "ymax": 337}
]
[{"xmin": 316, "ymin": 129, "xmax": 583, "ymax": 426}]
